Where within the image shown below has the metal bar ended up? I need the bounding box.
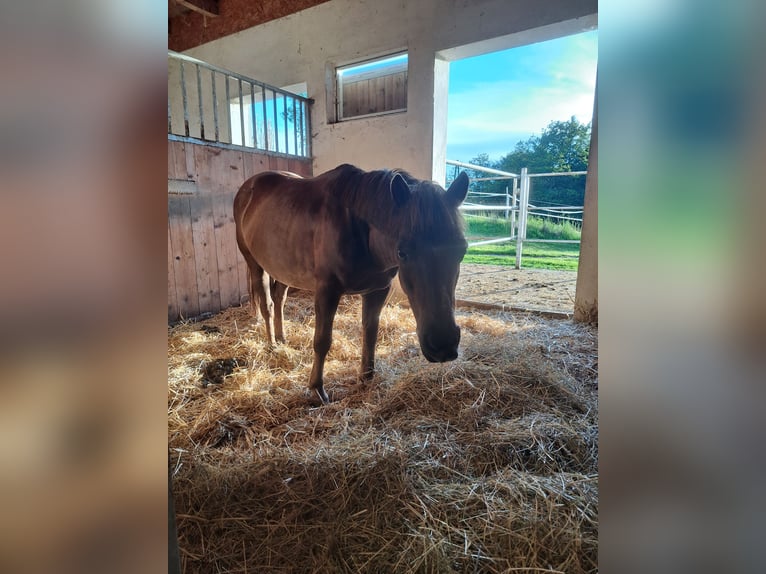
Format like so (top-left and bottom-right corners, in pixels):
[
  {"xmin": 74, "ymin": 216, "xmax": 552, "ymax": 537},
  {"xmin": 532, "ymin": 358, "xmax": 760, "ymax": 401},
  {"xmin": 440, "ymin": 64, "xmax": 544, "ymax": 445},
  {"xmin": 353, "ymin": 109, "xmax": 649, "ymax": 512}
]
[
  {"xmin": 168, "ymin": 133, "xmax": 307, "ymax": 157},
  {"xmin": 304, "ymin": 102, "xmax": 309, "ymax": 156},
  {"xmin": 464, "ymin": 191, "xmax": 510, "ymax": 197},
  {"xmin": 297, "ymin": 99, "xmax": 303, "ymax": 156},
  {"xmin": 238, "ymin": 79, "xmax": 245, "ymax": 147},
  {"xmin": 468, "ymin": 236, "xmax": 513, "ymax": 247},
  {"xmin": 250, "ymin": 83, "xmax": 257, "ymax": 148},
  {"xmin": 167, "ymin": 94, "xmax": 172, "ymax": 134},
  {"xmin": 529, "ymin": 205, "xmax": 583, "ymax": 213},
  {"xmin": 446, "ymin": 159, "xmax": 518, "ymax": 178},
  {"xmin": 273, "ymin": 91, "xmax": 279, "ymax": 152},
  {"xmin": 515, "ymin": 167, "xmax": 528, "ymax": 269},
  {"xmin": 211, "ymin": 70, "xmax": 219, "ymax": 142},
  {"xmin": 528, "ymin": 214, "xmax": 583, "ymax": 224},
  {"xmin": 283, "ymin": 94, "xmax": 288, "ymax": 155},
  {"xmin": 261, "ymin": 86, "xmax": 269, "ymax": 152},
  {"xmin": 292, "ymin": 97, "xmax": 298, "ymax": 156},
  {"xmin": 511, "ymin": 177, "xmax": 518, "ymax": 238},
  {"xmin": 460, "ymin": 205, "xmax": 520, "ymax": 212},
  {"xmin": 180, "ymin": 62, "xmax": 189, "ymax": 137},
  {"xmin": 527, "ymin": 171, "xmax": 588, "ymax": 177},
  {"xmin": 196, "ymin": 64, "xmax": 205, "ymax": 140},
  {"xmin": 169, "ymin": 51, "xmax": 313, "ymax": 103},
  {"xmin": 470, "ymin": 176, "xmax": 517, "ymax": 182},
  {"xmin": 224, "ymin": 76, "xmax": 230, "ymax": 143},
  {"xmin": 505, "ymin": 185, "xmax": 510, "ymax": 219},
  {"xmin": 522, "ymin": 239, "xmax": 581, "ymax": 244}
]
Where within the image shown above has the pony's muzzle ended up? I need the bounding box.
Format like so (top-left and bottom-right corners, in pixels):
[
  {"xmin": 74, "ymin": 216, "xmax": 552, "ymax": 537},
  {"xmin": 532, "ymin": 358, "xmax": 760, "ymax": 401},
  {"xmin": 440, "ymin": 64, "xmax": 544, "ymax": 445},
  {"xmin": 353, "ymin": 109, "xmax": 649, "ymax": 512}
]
[{"xmin": 421, "ymin": 326, "xmax": 460, "ymax": 363}]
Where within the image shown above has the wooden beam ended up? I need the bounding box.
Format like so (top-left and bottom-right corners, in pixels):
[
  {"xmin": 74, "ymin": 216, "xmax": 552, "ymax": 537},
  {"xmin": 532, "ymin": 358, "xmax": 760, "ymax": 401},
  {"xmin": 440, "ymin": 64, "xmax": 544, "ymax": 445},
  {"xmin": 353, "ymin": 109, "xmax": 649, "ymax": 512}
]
[{"xmin": 175, "ymin": 0, "xmax": 219, "ymax": 18}]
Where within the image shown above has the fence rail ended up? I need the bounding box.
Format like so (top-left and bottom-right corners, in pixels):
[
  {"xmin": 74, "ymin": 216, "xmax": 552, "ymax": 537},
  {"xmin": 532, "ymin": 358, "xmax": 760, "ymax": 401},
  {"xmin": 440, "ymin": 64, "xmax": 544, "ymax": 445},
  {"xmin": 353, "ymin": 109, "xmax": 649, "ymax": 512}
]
[
  {"xmin": 446, "ymin": 160, "xmax": 585, "ymax": 269},
  {"xmin": 168, "ymin": 51, "xmax": 312, "ymax": 158}
]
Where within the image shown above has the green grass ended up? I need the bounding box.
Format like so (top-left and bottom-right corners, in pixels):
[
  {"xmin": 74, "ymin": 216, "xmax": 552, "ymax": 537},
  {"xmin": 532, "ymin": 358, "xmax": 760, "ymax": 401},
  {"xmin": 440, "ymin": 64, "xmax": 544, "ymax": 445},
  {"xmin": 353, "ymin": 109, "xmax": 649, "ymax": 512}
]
[{"xmin": 463, "ymin": 214, "xmax": 581, "ymax": 271}]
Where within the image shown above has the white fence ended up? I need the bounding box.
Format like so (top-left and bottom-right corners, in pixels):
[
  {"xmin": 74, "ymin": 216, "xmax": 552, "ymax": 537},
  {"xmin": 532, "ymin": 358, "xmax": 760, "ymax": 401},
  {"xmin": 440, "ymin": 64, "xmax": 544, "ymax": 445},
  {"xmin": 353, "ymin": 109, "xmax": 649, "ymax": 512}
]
[{"xmin": 446, "ymin": 160, "xmax": 586, "ymax": 269}]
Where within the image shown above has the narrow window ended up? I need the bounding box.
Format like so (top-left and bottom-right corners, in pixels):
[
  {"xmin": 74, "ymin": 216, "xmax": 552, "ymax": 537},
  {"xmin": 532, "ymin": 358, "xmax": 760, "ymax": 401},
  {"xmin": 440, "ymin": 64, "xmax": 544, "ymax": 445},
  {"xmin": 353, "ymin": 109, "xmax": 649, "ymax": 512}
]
[{"xmin": 336, "ymin": 52, "xmax": 407, "ymax": 121}]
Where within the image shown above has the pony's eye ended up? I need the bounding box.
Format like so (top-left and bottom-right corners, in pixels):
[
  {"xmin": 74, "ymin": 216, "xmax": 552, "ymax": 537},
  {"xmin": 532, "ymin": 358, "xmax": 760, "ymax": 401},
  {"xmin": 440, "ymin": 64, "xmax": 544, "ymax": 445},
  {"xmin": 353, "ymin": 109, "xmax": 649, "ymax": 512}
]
[{"xmin": 397, "ymin": 249, "xmax": 408, "ymax": 261}]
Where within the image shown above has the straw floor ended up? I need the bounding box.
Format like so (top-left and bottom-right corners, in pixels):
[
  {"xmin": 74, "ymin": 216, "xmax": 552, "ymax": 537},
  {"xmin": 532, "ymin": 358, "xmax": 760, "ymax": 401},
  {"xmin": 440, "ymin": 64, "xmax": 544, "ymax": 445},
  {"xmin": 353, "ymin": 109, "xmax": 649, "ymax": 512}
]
[{"xmin": 168, "ymin": 293, "xmax": 598, "ymax": 573}]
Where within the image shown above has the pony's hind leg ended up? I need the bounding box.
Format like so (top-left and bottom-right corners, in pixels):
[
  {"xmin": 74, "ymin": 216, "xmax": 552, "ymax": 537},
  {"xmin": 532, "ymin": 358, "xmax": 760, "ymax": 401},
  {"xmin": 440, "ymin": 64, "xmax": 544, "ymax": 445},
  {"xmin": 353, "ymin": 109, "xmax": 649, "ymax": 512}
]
[
  {"xmin": 270, "ymin": 279, "xmax": 289, "ymax": 344},
  {"xmin": 250, "ymin": 264, "xmax": 277, "ymax": 346}
]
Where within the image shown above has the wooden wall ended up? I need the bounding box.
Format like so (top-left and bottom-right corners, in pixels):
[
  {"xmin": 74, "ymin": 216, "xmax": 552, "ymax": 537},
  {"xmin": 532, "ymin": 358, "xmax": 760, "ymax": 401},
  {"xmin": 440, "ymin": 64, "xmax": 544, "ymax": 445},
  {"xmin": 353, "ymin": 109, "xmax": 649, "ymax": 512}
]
[
  {"xmin": 341, "ymin": 70, "xmax": 407, "ymax": 119},
  {"xmin": 168, "ymin": 140, "xmax": 312, "ymax": 321}
]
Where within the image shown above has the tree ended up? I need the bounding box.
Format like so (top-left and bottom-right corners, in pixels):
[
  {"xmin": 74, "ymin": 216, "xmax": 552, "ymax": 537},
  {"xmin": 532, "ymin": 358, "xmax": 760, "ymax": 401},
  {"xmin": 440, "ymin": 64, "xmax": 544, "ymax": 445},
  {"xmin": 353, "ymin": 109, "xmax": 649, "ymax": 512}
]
[{"xmin": 495, "ymin": 117, "xmax": 591, "ymax": 207}]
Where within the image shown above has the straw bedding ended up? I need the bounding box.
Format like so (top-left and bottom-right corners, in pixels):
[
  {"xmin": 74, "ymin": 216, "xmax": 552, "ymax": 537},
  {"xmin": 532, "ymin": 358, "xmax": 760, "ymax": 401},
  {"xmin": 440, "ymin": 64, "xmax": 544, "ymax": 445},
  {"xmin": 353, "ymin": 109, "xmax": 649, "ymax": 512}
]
[{"xmin": 168, "ymin": 293, "xmax": 598, "ymax": 573}]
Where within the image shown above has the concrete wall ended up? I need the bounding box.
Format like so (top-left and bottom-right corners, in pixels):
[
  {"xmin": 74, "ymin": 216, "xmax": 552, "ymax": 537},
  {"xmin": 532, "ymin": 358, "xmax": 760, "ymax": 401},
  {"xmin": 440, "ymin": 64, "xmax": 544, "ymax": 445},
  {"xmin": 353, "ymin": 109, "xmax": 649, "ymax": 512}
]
[{"xmin": 185, "ymin": 0, "xmax": 597, "ymax": 181}]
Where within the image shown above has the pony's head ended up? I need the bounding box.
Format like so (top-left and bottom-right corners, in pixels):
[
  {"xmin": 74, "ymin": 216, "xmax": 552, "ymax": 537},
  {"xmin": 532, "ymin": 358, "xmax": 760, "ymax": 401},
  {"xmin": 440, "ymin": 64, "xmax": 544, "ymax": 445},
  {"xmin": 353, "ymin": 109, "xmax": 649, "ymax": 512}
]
[{"xmin": 389, "ymin": 172, "xmax": 469, "ymax": 362}]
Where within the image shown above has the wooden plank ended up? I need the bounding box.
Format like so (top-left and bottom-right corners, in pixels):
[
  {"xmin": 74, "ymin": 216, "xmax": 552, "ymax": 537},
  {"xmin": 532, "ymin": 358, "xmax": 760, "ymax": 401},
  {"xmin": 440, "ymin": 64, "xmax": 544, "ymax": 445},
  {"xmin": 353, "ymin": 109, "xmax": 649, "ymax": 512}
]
[
  {"xmin": 276, "ymin": 157, "xmax": 290, "ymax": 171},
  {"xmin": 288, "ymin": 158, "xmax": 309, "ymax": 175},
  {"xmin": 384, "ymin": 74, "xmax": 394, "ymax": 112},
  {"xmin": 193, "ymin": 145, "xmax": 246, "ymax": 309},
  {"xmin": 243, "ymin": 152, "xmax": 270, "ymax": 179},
  {"xmin": 176, "ymin": 0, "xmax": 219, "ymax": 18},
  {"xmin": 394, "ymin": 73, "xmax": 405, "ymax": 110},
  {"xmin": 268, "ymin": 155, "xmax": 280, "ymax": 170},
  {"xmin": 188, "ymin": 146, "xmax": 221, "ymax": 313},
  {"xmin": 184, "ymin": 141, "xmax": 197, "ymax": 180},
  {"xmin": 168, "ymin": 194, "xmax": 200, "ymax": 319},
  {"xmin": 375, "ymin": 76, "xmax": 386, "ymax": 113},
  {"xmin": 169, "ymin": 141, "xmax": 187, "ymax": 179},
  {"xmin": 360, "ymin": 79, "xmax": 370, "ymax": 114},
  {"xmin": 212, "ymin": 189, "xmax": 242, "ymax": 308},
  {"xmin": 168, "ymin": 224, "xmax": 179, "ymax": 321},
  {"xmin": 343, "ymin": 81, "xmax": 357, "ymax": 118}
]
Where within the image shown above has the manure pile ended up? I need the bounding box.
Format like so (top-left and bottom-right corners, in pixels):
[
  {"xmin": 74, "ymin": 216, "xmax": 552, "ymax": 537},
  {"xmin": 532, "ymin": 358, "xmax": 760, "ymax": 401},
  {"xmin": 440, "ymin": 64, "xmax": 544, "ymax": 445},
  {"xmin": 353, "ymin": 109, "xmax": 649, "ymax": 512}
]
[{"xmin": 169, "ymin": 294, "xmax": 598, "ymax": 573}]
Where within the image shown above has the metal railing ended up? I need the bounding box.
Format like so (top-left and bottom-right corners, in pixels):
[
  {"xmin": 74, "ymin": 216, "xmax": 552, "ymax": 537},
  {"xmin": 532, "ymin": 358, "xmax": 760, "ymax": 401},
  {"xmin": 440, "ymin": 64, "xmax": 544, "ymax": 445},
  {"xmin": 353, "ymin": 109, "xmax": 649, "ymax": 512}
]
[
  {"xmin": 447, "ymin": 160, "xmax": 586, "ymax": 269},
  {"xmin": 168, "ymin": 51, "xmax": 312, "ymax": 158}
]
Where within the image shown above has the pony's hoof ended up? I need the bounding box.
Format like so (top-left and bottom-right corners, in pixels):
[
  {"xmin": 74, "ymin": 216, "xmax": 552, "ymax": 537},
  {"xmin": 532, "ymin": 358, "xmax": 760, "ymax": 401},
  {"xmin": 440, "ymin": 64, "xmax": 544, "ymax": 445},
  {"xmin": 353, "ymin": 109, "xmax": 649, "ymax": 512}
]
[{"xmin": 315, "ymin": 388, "xmax": 331, "ymax": 405}]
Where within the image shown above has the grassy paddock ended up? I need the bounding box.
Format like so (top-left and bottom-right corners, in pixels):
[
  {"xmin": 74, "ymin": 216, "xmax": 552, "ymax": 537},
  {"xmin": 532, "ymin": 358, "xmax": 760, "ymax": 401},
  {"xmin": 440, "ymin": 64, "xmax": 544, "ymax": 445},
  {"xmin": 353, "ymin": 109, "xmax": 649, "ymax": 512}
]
[{"xmin": 464, "ymin": 214, "xmax": 581, "ymax": 270}]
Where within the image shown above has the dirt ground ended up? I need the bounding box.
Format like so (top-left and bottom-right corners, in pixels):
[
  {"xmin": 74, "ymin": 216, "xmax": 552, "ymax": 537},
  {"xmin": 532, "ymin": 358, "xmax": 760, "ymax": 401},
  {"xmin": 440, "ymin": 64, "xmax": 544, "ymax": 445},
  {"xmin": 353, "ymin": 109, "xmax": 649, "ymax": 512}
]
[
  {"xmin": 456, "ymin": 264, "xmax": 577, "ymax": 315},
  {"xmin": 390, "ymin": 263, "xmax": 577, "ymax": 316}
]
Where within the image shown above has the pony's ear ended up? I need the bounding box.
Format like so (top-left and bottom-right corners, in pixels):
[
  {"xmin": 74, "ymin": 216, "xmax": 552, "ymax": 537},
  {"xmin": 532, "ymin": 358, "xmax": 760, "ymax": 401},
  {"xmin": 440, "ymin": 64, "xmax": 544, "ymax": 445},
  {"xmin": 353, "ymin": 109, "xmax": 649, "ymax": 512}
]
[
  {"xmin": 390, "ymin": 173, "xmax": 411, "ymax": 207},
  {"xmin": 445, "ymin": 172, "xmax": 469, "ymax": 206}
]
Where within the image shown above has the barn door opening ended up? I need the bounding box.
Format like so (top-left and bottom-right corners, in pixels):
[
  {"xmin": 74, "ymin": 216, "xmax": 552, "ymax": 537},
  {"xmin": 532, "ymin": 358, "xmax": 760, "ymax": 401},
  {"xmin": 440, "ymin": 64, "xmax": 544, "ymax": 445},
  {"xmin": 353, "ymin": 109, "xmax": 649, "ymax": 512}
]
[{"xmin": 433, "ymin": 19, "xmax": 597, "ymax": 315}]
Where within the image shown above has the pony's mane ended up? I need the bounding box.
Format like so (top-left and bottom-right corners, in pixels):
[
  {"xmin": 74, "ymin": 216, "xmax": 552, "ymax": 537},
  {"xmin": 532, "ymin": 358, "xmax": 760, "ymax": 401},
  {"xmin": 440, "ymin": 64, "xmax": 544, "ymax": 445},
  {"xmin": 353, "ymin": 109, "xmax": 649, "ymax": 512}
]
[{"xmin": 326, "ymin": 164, "xmax": 464, "ymax": 241}]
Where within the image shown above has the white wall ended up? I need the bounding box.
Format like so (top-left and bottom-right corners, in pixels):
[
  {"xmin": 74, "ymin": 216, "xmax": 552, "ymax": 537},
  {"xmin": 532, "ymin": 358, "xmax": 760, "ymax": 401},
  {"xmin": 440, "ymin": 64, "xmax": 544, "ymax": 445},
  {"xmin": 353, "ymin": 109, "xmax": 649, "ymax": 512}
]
[{"xmin": 186, "ymin": 0, "xmax": 597, "ymax": 180}]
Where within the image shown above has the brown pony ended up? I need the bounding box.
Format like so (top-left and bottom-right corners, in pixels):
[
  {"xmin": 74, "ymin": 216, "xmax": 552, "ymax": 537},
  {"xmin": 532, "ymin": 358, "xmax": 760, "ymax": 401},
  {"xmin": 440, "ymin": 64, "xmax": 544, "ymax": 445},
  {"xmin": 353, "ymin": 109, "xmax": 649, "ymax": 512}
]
[{"xmin": 233, "ymin": 164, "xmax": 469, "ymax": 403}]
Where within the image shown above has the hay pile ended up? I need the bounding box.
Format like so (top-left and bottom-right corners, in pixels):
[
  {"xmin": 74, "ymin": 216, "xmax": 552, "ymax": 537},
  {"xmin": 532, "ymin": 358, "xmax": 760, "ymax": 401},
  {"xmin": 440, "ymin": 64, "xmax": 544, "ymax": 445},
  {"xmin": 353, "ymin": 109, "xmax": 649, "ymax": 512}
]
[{"xmin": 169, "ymin": 293, "xmax": 598, "ymax": 573}]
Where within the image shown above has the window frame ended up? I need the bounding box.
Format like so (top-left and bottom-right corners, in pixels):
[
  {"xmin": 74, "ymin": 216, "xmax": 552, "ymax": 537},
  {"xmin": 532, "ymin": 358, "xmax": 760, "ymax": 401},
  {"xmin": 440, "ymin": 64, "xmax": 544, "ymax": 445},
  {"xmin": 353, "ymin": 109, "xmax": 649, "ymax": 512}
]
[{"xmin": 334, "ymin": 51, "xmax": 408, "ymax": 122}]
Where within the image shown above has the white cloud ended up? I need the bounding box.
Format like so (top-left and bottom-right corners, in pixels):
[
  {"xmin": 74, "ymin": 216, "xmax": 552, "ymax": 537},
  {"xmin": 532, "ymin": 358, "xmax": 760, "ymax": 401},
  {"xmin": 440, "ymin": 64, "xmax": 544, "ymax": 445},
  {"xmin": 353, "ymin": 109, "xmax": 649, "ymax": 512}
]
[{"xmin": 446, "ymin": 34, "xmax": 597, "ymax": 159}]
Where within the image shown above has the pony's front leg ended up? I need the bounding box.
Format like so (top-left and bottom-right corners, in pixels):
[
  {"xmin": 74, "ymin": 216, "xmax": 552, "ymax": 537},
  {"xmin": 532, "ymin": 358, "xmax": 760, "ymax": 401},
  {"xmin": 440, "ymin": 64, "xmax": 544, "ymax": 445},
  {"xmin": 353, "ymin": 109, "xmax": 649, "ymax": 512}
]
[
  {"xmin": 360, "ymin": 285, "xmax": 391, "ymax": 381},
  {"xmin": 308, "ymin": 283, "xmax": 341, "ymax": 404}
]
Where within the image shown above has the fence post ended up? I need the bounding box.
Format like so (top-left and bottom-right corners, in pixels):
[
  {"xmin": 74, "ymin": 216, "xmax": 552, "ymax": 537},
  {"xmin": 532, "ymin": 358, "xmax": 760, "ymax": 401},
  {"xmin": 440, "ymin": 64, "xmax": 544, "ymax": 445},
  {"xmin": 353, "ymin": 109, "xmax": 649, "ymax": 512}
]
[
  {"xmin": 511, "ymin": 177, "xmax": 518, "ymax": 238},
  {"xmin": 515, "ymin": 167, "xmax": 529, "ymax": 269}
]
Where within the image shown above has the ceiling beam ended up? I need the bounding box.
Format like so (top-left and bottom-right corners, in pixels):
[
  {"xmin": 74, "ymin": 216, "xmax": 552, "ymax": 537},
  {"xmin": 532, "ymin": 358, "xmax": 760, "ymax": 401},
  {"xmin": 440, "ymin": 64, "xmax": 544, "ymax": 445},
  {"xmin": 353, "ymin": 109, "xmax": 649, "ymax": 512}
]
[{"xmin": 174, "ymin": 0, "xmax": 219, "ymax": 18}]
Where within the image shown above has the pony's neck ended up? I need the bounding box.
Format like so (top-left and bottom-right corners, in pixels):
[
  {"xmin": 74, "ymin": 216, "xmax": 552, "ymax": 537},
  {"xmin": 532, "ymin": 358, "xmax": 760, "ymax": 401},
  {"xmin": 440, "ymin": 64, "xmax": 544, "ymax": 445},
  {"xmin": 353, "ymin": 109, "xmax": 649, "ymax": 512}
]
[
  {"xmin": 334, "ymin": 167, "xmax": 400, "ymax": 234},
  {"xmin": 368, "ymin": 227, "xmax": 399, "ymax": 270}
]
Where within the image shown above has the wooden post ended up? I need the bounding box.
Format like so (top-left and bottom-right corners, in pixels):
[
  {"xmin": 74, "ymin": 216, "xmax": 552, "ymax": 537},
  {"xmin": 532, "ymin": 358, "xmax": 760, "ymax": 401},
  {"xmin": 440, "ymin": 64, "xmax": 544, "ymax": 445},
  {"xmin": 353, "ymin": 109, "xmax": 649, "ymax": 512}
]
[{"xmin": 574, "ymin": 81, "xmax": 598, "ymax": 323}]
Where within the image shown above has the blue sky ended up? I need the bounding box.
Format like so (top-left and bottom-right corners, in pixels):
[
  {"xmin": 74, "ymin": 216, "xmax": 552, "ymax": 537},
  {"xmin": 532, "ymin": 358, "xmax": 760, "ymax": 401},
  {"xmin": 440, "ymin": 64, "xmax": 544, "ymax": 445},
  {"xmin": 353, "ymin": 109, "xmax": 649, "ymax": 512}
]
[{"xmin": 447, "ymin": 30, "xmax": 598, "ymax": 163}]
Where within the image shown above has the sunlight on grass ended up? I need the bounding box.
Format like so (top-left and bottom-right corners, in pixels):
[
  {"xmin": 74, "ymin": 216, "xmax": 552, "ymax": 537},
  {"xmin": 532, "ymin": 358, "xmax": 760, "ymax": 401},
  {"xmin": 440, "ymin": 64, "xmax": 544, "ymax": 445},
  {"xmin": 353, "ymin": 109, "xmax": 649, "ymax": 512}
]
[{"xmin": 464, "ymin": 215, "xmax": 580, "ymax": 270}]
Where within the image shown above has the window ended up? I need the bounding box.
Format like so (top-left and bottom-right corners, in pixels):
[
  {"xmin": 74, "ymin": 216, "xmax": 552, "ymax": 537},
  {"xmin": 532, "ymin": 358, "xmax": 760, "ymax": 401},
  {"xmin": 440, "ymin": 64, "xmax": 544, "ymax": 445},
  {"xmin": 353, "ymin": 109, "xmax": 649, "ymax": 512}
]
[{"xmin": 336, "ymin": 52, "xmax": 407, "ymax": 121}]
